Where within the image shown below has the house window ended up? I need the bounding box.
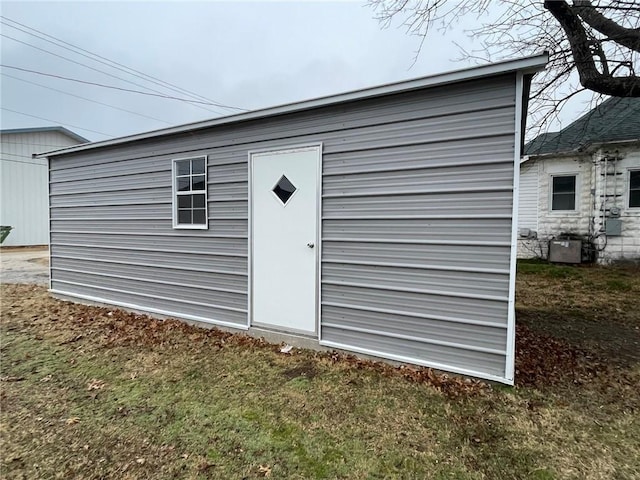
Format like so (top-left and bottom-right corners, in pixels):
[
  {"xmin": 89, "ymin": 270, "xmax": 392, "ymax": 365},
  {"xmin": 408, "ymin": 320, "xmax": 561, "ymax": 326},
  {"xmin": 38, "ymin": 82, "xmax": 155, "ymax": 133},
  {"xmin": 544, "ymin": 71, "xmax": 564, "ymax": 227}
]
[
  {"xmin": 551, "ymin": 175, "xmax": 577, "ymax": 211},
  {"xmin": 173, "ymin": 156, "xmax": 207, "ymax": 228},
  {"xmin": 630, "ymin": 170, "xmax": 640, "ymax": 208}
]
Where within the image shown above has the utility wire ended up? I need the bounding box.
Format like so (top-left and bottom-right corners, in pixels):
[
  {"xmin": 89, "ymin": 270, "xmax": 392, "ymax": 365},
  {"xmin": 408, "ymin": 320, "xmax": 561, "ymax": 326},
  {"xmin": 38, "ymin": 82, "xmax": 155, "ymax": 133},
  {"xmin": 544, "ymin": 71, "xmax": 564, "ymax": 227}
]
[
  {"xmin": 1, "ymin": 107, "xmax": 111, "ymax": 138},
  {"xmin": 2, "ymin": 72, "xmax": 174, "ymax": 125},
  {"xmin": 1, "ymin": 156, "xmax": 48, "ymax": 166},
  {"xmin": 1, "ymin": 65, "xmax": 237, "ymax": 108},
  {"xmin": 0, "ymin": 158, "xmax": 47, "ymax": 167},
  {"xmin": 1, "ymin": 140, "xmax": 93, "ymax": 148},
  {"xmin": 1, "ymin": 33, "xmax": 229, "ymax": 116},
  {"xmin": 1, "ymin": 151, "xmax": 39, "ymax": 159},
  {"xmin": 0, "ymin": 16, "xmax": 247, "ymax": 112}
]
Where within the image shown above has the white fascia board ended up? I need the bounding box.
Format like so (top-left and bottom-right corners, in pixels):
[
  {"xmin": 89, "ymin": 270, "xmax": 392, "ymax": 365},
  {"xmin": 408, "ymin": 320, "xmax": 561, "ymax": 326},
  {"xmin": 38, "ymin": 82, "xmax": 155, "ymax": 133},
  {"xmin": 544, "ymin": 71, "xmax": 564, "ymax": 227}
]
[{"xmin": 37, "ymin": 52, "xmax": 549, "ymax": 159}]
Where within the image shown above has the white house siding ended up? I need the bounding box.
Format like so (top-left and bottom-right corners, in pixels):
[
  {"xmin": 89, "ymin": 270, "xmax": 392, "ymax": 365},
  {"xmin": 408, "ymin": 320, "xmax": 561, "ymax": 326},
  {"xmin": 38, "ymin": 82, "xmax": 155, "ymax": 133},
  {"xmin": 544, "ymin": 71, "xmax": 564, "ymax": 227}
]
[
  {"xmin": 518, "ymin": 159, "xmax": 538, "ymax": 230},
  {"xmin": 516, "ymin": 160, "xmax": 539, "ymax": 258},
  {"xmin": 1, "ymin": 130, "xmax": 83, "ymax": 246},
  {"xmin": 517, "ymin": 143, "xmax": 640, "ymax": 262},
  {"xmin": 537, "ymin": 155, "xmax": 592, "ymax": 235}
]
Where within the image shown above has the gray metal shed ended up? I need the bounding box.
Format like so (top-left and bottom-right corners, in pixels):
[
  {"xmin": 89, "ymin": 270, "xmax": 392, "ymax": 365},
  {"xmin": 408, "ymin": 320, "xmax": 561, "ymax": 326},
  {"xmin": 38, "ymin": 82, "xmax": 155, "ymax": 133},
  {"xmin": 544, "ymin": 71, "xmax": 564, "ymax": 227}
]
[{"xmin": 39, "ymin": 53, "xmax": 548, "ymax": 384}]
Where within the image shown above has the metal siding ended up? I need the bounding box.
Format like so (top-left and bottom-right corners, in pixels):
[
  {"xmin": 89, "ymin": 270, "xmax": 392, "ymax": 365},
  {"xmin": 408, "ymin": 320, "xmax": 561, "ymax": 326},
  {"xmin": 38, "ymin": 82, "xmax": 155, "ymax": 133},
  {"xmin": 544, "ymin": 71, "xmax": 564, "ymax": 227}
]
[
  {"xmin": 322, "ymin": 328, "xmax": 506, "ymax": 375},
  {"xmin": 319, "ymin": 75, "xmax": 517, "ymax": 380},
  {"xmin": 49, "ymin": 73, "xmax": 517, "ymax": 380},
  {"xmin": 1, "ymin": 131, "xmax": 82, "ymax": 245},
  {"xmin": 51, "ymin": 244, "xmax": 247, "ymax": 273},
  {"xmin": 321, "ymin": 263, "xmax": 509, "ymax": 298}
]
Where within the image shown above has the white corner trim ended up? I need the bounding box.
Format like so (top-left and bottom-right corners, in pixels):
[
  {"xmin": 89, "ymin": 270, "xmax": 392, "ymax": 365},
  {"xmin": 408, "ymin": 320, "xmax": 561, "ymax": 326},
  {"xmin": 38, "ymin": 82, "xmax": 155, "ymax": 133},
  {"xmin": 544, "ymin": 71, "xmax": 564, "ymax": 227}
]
[{"xmin": 505, "ymin": 71, "xmax": 525, "ymax": 383}]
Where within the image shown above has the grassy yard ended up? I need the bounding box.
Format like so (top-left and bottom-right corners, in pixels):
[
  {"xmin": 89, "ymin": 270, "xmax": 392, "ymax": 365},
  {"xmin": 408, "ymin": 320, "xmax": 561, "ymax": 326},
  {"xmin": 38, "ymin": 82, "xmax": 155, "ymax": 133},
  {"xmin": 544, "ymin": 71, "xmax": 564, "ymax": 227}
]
[{"xmin": 1, "ymin": 263, "xmax": 639, "ymax": 479}]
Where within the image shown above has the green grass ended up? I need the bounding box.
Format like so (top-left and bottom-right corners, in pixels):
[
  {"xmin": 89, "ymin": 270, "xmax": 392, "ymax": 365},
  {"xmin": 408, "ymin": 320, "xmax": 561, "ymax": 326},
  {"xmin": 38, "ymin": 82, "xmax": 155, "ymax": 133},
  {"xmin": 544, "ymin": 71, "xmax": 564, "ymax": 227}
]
[
  {"xmin": 1, "ymin": 279, "xmax": 639, "ymax": 479},
  {"xmin": 605, "ymin": 278, "xmax": 633, "ymax": 292},
  {"xmin": 516, "ymin": 259, "xmax": 581, "ymax": 278}
]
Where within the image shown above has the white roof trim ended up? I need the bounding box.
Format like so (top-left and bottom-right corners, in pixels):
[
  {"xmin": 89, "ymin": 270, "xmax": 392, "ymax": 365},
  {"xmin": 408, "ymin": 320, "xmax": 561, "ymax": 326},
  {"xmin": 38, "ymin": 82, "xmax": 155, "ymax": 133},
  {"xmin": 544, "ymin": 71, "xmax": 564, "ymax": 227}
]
[
  {"xmin": 522, "ymin": 137, "xmax": 640, "ymax": 161},
  {"xmin": 1, "ymin": 126, "xmax": 89, "ymax": 144},
  {"xmin": 37, "ymin": 52, "xmax": 548, "ymax": 159}
]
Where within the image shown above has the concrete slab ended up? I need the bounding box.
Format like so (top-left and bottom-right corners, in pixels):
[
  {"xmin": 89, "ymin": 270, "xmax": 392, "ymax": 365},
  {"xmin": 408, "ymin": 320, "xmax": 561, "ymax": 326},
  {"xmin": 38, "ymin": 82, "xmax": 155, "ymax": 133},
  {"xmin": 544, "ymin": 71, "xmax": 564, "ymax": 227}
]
[{"xmin": 0, "ymin": 247, "xmax": 49, "ymax": 285}]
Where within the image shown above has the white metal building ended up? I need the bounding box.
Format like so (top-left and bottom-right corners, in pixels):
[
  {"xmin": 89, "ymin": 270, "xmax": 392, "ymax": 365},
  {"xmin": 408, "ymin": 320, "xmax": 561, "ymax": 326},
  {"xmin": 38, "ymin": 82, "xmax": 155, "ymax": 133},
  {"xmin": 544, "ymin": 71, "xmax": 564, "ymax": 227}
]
[{"xmin": 1, "ymin": 127, "xmax": 88, "ymax": 246}]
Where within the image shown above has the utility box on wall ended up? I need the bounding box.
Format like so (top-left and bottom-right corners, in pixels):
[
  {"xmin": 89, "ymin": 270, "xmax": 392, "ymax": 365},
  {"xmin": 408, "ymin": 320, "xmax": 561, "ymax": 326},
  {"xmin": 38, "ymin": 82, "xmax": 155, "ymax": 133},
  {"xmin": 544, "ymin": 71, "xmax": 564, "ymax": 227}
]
[
  {"xmin": 605, "ymin": 218, "xmax": 622, "ymax": 236},
  {"xmin": 549, "ymin": 240, "xmax": 582, "ymax": 264}
]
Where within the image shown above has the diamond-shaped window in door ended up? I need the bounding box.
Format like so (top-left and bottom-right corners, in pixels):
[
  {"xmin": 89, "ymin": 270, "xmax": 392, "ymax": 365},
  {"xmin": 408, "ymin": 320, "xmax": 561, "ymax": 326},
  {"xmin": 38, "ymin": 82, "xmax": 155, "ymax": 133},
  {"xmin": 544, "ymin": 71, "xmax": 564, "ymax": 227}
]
[{"xmin": 272, "ymin": 175, "xmax": 297, "ymax": 205}]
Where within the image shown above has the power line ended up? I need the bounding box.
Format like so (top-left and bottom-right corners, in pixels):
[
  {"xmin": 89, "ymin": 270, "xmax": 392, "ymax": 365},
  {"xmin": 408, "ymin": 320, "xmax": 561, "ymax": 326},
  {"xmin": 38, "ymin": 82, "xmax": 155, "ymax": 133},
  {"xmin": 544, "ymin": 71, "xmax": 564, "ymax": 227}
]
[
  {"xmin": 0, "ymin": 15, "xmax": 247, "ymax": 112},
  {"xmin": 1, "ymin": 65, "xmax": 238, "ymax": 108},
  {"xmin": 1, "ymin": 153, "xmax": 48, "ymax": 166},
  {"xmin": 1, "ymin": 107, "xmax": 111, "ymax": 137},
  {"xmin": 1, "ymin": 32, "xmax": 228, "ymax": 116},
  {"xmin": 1, "ymin": 151, "xmax": 37, "ymax": 159},
  {"xmin": 2, "ymin": 72, "xmax": 174, "ymax": 125},
  {"xmin": 1, "ymin": 140, "xmax": 91, "ymax": 148}
]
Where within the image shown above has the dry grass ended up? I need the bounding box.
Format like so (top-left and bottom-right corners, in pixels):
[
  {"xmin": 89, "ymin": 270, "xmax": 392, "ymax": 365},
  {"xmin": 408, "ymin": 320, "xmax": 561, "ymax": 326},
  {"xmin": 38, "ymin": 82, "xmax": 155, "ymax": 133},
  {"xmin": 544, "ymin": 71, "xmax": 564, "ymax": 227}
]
[{"xmin": 1, "ymin": 264, "xmax": 639, "ymax": 479}]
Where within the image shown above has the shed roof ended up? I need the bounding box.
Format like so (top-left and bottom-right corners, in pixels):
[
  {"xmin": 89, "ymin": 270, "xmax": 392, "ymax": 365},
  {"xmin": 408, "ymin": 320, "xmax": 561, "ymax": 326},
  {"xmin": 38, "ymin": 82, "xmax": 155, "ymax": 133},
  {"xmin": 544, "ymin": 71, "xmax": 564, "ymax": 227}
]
[
  {"xmin": 0, "ymin": 126, "xmax": 89, "ymax": 144},
  {"xmin": 524, "ymin": 96, "xmax": 640, "ymax": 156},
  {"xmin": 37, "ymin": 53, "xmax": 548, "ymax": 159}
]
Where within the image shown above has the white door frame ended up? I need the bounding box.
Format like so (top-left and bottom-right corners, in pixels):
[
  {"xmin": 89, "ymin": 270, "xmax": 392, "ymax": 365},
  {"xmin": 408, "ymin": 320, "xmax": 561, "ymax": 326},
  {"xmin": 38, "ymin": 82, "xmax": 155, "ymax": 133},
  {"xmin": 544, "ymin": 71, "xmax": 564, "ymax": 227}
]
[{"xmin": 247, "ymin": 143, "xmax": 323, "ymax": 334}]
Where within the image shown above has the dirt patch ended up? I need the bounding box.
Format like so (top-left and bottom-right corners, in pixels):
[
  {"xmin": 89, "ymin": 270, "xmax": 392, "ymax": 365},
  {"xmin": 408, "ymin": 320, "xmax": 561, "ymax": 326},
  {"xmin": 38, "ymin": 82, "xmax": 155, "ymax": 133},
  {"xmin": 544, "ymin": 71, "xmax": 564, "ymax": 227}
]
[
  {"xmin": 282, "ymin": 360, "xmax": 319, "ymax": 380},
  {"xmin": 0, "ymin": 245, "xmax": 48, "ymax": 252},
  {"xmin": 27, "ymin": 256, "xmax": 49, "ymax": 267},
  {"xmin": 518, "ymin": 309, "xmax": 640, "ymax": 366},
  {"xmin": 0, "ymin": 248, "xmax": 49, "ymax": 285}
]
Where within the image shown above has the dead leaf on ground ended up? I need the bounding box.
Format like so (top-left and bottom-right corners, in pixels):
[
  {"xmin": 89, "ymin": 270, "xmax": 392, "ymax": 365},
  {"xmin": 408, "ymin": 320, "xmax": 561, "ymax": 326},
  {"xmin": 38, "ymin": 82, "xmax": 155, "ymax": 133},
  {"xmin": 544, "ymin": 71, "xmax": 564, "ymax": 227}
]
[
  {"xmin": 87, "ymin": 379, "xmax": 106, "ymax": 391},
  {"xmin": 65, "ymin": 417, "xmax": 80, "ymax": 425},
  {"xmin": 258, "ymin": 464, "xmax": 272, "ymax": 477}
]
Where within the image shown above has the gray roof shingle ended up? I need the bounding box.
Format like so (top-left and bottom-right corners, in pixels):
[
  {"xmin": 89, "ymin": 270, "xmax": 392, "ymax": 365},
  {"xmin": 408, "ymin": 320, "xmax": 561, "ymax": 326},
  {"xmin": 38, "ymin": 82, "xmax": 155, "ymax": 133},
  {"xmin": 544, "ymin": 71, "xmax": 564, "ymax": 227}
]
[{"xmin": 524, "ymin": 96, "xmax": 640, "ymax": 156}]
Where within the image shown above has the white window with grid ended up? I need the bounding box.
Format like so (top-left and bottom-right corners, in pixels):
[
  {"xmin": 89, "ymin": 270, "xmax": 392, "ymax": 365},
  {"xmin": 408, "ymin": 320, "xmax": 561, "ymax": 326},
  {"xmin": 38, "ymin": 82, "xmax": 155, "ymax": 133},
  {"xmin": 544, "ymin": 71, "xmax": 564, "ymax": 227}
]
[{"xmin": 172, "ymin": 156, "xmax": 208, "ymax": 229}]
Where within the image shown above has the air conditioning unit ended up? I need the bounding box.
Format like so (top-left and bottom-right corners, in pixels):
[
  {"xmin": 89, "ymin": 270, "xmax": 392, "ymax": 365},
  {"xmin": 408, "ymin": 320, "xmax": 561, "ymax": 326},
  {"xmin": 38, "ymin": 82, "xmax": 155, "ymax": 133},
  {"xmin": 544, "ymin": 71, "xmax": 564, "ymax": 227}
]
[{"xmin": 548, "ymin": 240, "xmax": 582, "ymax": 264}]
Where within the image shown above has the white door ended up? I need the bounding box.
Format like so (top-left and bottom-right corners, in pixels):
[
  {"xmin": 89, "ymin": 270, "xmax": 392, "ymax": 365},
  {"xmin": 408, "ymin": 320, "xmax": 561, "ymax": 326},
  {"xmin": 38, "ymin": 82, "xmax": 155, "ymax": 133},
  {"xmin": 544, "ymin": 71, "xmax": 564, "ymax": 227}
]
[{"xmin": 250, "ymin": 145, "xmax": 320, "ymax": 333}]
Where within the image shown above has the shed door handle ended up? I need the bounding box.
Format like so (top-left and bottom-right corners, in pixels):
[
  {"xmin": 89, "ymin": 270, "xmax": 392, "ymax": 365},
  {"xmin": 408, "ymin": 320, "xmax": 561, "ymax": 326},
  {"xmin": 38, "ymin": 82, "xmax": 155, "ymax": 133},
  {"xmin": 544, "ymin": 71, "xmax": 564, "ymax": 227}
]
[{"xmin": 307, "ymin": 242, "xmax": 315, "ymax": 248}]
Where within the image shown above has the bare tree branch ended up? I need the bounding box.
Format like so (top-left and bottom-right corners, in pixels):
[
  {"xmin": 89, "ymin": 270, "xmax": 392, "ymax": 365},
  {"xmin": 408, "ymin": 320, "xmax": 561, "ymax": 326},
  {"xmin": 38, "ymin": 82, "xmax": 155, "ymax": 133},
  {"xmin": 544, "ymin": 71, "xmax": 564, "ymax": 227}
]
[
  {"xmin": 368, "ymin": 0, "xmax": 640, "ymax": 133},
  {"xmin": 545, "ymin": 0, "xmax": 640, "ymax": 96},
  {"xmin": 573, "ymin": 0, "xmax": 640, "ymax": 51}
]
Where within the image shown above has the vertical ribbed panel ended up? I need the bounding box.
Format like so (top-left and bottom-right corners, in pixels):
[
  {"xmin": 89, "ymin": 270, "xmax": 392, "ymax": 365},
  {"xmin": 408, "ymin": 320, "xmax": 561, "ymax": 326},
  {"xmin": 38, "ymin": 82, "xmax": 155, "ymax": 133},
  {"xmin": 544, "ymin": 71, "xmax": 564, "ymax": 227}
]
[
  {"xmin": 1, "ymin": 131, "xmax": 82, "ymax": 246},
  {"xmin": 48, "ymin": 73, "xmax": 518, "ymax": 381}
]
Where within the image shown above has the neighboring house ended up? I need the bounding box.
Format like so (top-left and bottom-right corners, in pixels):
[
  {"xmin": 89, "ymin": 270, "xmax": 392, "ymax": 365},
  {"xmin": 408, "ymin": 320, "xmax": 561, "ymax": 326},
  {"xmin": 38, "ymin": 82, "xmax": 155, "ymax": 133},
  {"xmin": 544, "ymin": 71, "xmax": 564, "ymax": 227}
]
[
  {"xmin": 518, "ymin": 97, "xmax": 640, "ymax": 263},
  {"xmin": 0, "ymin": 127, "xmax": 88, "ymax": 246},
  {"xmin": 37, "ymin": 54, "xmax": 548, "ymax": 385}
]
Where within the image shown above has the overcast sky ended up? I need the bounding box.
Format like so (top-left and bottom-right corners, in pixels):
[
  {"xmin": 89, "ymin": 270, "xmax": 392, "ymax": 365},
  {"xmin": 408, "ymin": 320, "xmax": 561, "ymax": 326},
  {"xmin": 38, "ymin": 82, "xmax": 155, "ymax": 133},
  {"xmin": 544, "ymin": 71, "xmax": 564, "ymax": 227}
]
[{"xmin": 1, "ymin": 1, "xmax": 582, "ymax": 144}]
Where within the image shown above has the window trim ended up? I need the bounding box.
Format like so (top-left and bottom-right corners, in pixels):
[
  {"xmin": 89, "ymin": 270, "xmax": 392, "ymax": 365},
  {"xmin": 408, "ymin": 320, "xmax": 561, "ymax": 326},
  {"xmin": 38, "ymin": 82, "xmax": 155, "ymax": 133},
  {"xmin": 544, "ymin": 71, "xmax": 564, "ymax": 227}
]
[
  {"xmin": 172, "ymin": 155, "xmax": 208, "ymax": 230},
  {"xmin": 549, "ymin": 173, "xmax": 579, "ymax": 213},
  {"xmin": 628, "ymin": 168, "xmax": 640, "ymax": 210}
]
